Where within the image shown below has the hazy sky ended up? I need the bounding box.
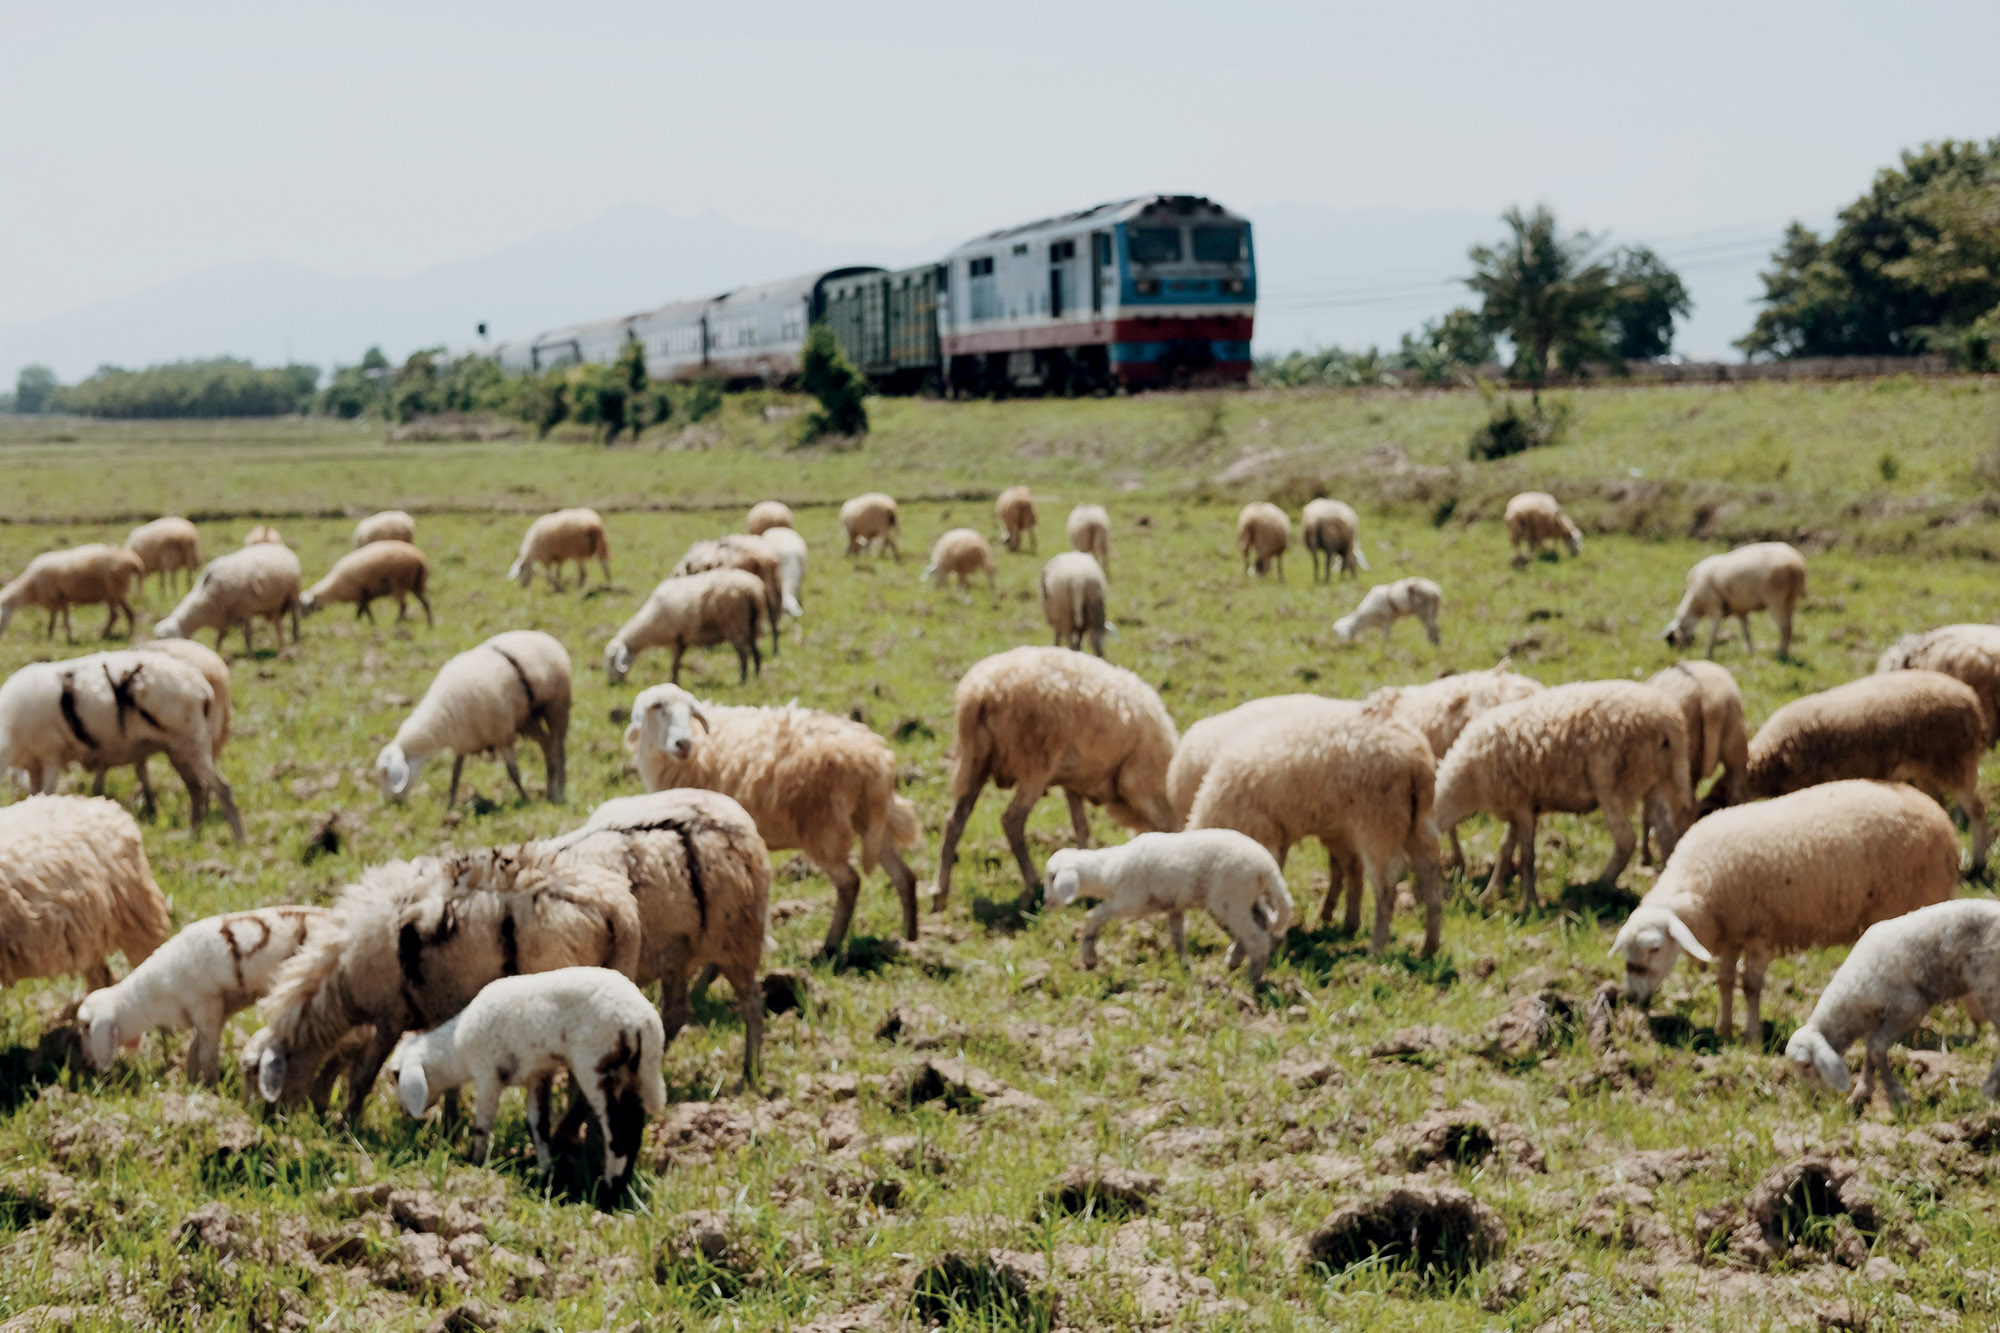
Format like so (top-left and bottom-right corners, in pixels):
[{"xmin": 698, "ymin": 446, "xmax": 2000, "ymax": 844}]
[{"xmin": 3, "ymin": 0, "xmax": 1995, "ymax": 329}]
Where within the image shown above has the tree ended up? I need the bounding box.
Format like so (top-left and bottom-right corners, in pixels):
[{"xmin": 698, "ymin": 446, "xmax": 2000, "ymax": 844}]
[
  {"xmin": 1395, "ymin": 307, "xmax": 1494, "ymax": 383},
  {"xmin": 14, "ymin": 364, "xmax": 56, "ymax": 414},
  {"xmin": 1604, "ymin": 246, "xmax": 1691, "ymax": 359},
  {"xmin": 799, "ymin": 322, "xmax": 869, "ymax": 439},
  {"xmin": 1466, "ymin": 206, "xmax": 1618, "ymax": 385}
]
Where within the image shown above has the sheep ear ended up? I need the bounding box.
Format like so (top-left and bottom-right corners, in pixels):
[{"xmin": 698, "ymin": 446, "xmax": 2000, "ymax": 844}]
[
  {"xmin": 623, "ymin": 721, "xmax": 641, "ymax": 752},
  {"xmin": 86, "ymin": 1011, "xmax": 119, "ymax": 1070},
  {"xmin": 397, "ymin": 1061, "xmax": 429, "ymax": 1118},
  {"xmin": 257, "ymin": 1046, "xmax": 288, "ymax": 1103},
  {"xmin": 613, "ymin": 644, "xmax": 632, "ymax": 676},
  {"xmin": 1607, "ymin": 918, "xmax": 1635, "ymax": 957},
  {"xmin": 386, "ymin": 753, "xmax": 411, "ymax": 797},
  {"xmin": 1665, "ymin": 913, "xmax": 1712, "ymax": 963},
  {"xmin": 1047, "ymin": 866, "xmax": 1081, "ymax": 907}
]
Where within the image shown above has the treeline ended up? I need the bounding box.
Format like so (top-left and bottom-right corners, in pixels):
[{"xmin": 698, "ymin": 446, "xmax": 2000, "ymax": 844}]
[{"xmin": 8, "ymin": 358, "xmax": 320, "ymax": 418}]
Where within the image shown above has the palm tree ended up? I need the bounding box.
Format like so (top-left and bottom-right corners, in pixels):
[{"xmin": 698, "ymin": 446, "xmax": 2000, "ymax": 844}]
[{"xmin": 1466, "ymin": 206, "xmax": 1617, "ymax": 387}]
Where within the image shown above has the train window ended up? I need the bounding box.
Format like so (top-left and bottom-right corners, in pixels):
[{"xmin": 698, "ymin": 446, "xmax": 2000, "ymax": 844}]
[
  {"xmin": 1012, "ymin": 243, "xmax": 1029, "ymax": 256},
  {"xmin": 967, "ymin": 256, "xmax": 993, "ymax": 277},
  {"xmin": 1193, "ymin": 227, "xmax": 1245, "ymax": 263},
  {"xmin": 1094, "ymin": 233, "xmax": 1112, "ymax": 266},
  {"xmin": 1049, "ymin": 239, "xmax": 1076, "ymax": 262},
  {"xmin": 1128, "ymin": 227, "xmax": 1182, "ymax": 264}
]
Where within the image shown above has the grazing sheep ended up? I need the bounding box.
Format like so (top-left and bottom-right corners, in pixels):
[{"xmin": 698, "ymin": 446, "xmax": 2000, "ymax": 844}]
[
  {"xmin": 1649, "ymin": 660, "xmax": 1749, "ymax": 814},
  {"xmin": 1787, "ymin": 899, "xmax": 2000, "ymax": 1110},
  {"xmin": 625, "ymin": 684, "xmax": 920, "ymax": 956},
  {"xmin": 239, "ymin": 1022, "xmax": 376, "ymax": 1114},
  {"xmin": 1434, "ymin": 680, "xmax": 1693, "ymax": 911},
  {"xmin": 125, "ymin": 518, "xmax": 202, "ymax": 594},
  {"xmin": 760, "ymin": 523, "xmax": 808, "ymax": 620},
  {"xmin": 1235, "ymin": 502, "xmax": 1290, "ymax": 578},
  {"xmin": 1066, "ymin": 503, "xmax": 1111, "ymax": 570},
  {"xmin": 1040, "ymin": 551, "xmax": 1111, "ymax": 656},
  {"xmin": 1744, "ymin": 669, "xmax": 1988, "ymax": 871},
  {"xmin": 78, "ymin": 906, "xmax": 334, "ymax": 1084},
  {"xmin": 1504, "ymin": 492, "xmax": 1584, "ymax": 561},
  {"xmin": 672, "ymin": 534, "xmax": 784, "ymax": 654},
  {"xmin": 934, "ymin": 647, "xmax": 1179, "ymax": 905},
  {"xmin": 92, "ymin": 637, "xmax": 233, "ymax": 820},
  {"xmin": 1334, "ymin": 577, "xmax": 1442, "ymax": 646},
  {"xmin": 389, "ymin": 967, "xmax": 666, "ymax": 1190},
  {"xmin": 840, "ymin": 492, "xmax": 901, "ymax": 559},
  {"xmin": 0, "ymin": 795, "xmax": 171, "ymax": 991},
  {"xmin": 153, "ymin": 542, "xmax": 303, "ymax": 654},
  {"xmin": 1614, "ymin": 780, "xmax": 1960, "ymax": 1044},
  {"xmin": 507, "ymin": 507, "xmax": 611, "ymax": 591},
  {"xmin": 1044, "ymin": 830, "xmax": 1295, "ymax": 989},
  {"xmin": 377, "ymin": 630, "xmax": 571, "ymax": 808},
  {"xmin": 603, "ymin": 568, "xmax": 765, "ymax": 687},
  {"xmin": 0, "ymin": 543, "xmax": 145, "ymax": 641},
  {"xmin": 922, "ymin": 529, "xmax": 997, "ymax": 596},
  {"xmin": 995, "ymin": 485, "xmax": 1039, "ymax": 552},
  {"xmin": 745, "ymin": 501, "xmax": 795, "ymax": 536},
  {"xmin": 1661, "ymin": 541, "xmax": 1806, "ymax": 659},
  {"xmin": 1877, "ymin": 624, "xmax": 2000, "ymax": 745},
  {"xmin": 352, "ymin": 510, "xmax": 416, "ymax": 547},
  {"xmin": 1301, "ymin": 498, "xmax": 1368, "ymax": 582},
  {"xmin": 301, "ymin": 541, "xmax": 432, "ymax": 625},
  {"xmin": 1388, "ymin": 664, "xmax": 1546, "ymax": 870},
  {"xmin": 242, "ymin": 526, "xmax": 284, "ymax": 546},
  {"xmin": 1167, "ymin": 694, "xmax": 1346, "ymax": 825}
]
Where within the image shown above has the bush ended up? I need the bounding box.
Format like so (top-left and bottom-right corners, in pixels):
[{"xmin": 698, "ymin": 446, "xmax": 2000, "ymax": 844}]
[
  {"xmin": 1469, "ymin": 393, "xmax": 1571, "ymax": 461},
  {"xmin": 56, "ymin": 358, "xmax": 317, "ymax": 418},
  {"xmin": 799, "ymin": 322, "xmax": 869, "ymax": 440}
]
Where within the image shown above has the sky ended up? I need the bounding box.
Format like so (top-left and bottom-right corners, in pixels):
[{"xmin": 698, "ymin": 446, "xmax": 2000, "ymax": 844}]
[{"xmin": 2, "ymin": 0, "xmax": 1995, "ymax": 360}]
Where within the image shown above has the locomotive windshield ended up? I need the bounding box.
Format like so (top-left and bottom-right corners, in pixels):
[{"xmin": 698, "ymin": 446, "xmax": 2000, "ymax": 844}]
[
  {"xmin": 1192, "ymin": 226, "xmax": 1246, "ymax": 263},
  {"xmin": 1128, "ymin": 227, "xmax": 1183, "ymax": 264}
]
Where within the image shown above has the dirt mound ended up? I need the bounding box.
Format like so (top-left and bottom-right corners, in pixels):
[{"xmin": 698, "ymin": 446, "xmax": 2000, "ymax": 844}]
[
  {"xmin": 1043, "ymin": 1165, "xmax": 1161, "ymax": 1218},
  {"xmin": 1697, "ymin": 1155, "xmax": 1883, "ymax": 1268},
  {"xmin": 875, "ymin": 1002, "xmax": 964, "ymax": 1049},
  {"xmin": 1481, "ymin": 989, "xmax": 1579, "ymax": 1061},
  {"xmin": 1306, "ymin": 1182, "xmax": 1506, "ymax": 1279},
  {"xmin": 762, "ymin": 969, "xmax": 809, "ymax": 1015},
  {"xmin": 888, "ymin": 1059, "xmax": 1043, "ymax": 1115},
  {"xmin": 1386, "ymin": 1104, "xmax": 1546, "ymax": 1174},
  {"xmin": 1369, "ymin": 1026, "xmax": 1461, "ymax": 1060},
  {"xmin": 911, "ymin": 1250, "xmax": 1057, "ymax": 1330}
]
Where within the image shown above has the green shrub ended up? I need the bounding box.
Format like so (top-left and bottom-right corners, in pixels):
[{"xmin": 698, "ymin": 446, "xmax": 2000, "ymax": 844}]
[
  {"xmin": 799, "ymin": 322, "xmax": 869, "ymax": 440},
  {"xmin": 1469, "ymin": 395, "xmax": 1571, "ymax": 461}
]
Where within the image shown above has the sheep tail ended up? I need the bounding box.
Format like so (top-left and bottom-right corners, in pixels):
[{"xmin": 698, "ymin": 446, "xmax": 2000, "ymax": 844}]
[
  {"xmin": 886, "ymin": 794, "xmax": 921, "ymax": 848},
  {"xmin": 259, "ymin": 922, "xmax": 354, "ymax": 1059}
]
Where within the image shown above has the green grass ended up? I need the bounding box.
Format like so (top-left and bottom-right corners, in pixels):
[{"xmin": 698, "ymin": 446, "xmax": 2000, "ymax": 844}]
[{"xmin": 3, "ymin": 378, "xmax": 2000, "ymax": 1330}]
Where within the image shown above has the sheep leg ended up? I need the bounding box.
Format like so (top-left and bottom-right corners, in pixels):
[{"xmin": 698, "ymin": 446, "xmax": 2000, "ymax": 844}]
[
  {"xmin": 1213, "ymin": 900, "xmax": 1273, "ymax": 988},
  {"xmin": 1445, "ymin": 826, "xmax": 1466, "ymax": 876},
  {"xmin": 1064, "ymin": 788, "xmax": 1092, "ymax": 848},
  {"xmin": 933, "ymin": 788, "xmax": 982, "ymax": 911},
  {"xmin": 1740, "ymin": 946, "xmax": 1771, "ymax": 1047},
  {"xmin": 1167, "ymin": 911, "xmax": 1187, "ymax": 959},
  {"xmin": 1777, "ymin": 608, "xmax": 1794, "ymax": 660},
  {"xmin": 44, "ymin": 608, "xmax": 57, "ymax": 640},
  {"xmin": 61, "ymin": 605, "xmax": 75, "ymax": 644},
  {"xmin": 1078, "ymin": 899, "xmax": 1130, "ymax": 969},
  {"xmin": 1484, "ymin": 820, "xmax": 1520, "ymax": 901},
  {"xmin": 1317, "ymin": 856, "xmax": 1344, "ymax": 928},
  {"xmin": 524, "ymin": 1074, "xmax": 556, "ymax": 1171},
  {"xmin": 467, "ymin": 1076, "xmax": 502, "ymax": 1165},
  {"xmin": 99, "ymin": 603, "xmax": 118, "ymax": 639},
  {"xmin": 502, "ymin": 750, "xmax": 530, "ymax": 803},
  {"xmin": 91, "ymin": 768, "xmax": 107, "ymax": 797},
  {"xmin": 725, "ymin": 961, "xmax": 763, "ymax": 1090},
  {"xmin": 1705, "ymin": 617, "xmax": 1720, "ymax": 659},
  {"xmin": 1961, "ymin": 781, "xmax": 1990, "ymax": 874},
  {"xmin": 819, "ymin": 859, "xmax": 864, "ymax": 959},
  {"xmin": 1591, "ymin": 789, "xmax": 1639, "ymax": 889},
  {"xmin": 341, "ymin": 1025, "xmax": 402, "ymax": 1125},
  {"xmin": 1868, "ymin": 1036, "xmax": 1909, "ymax": 1112},
  {"xmin": 598, "ymin": 554, "xmax": 612, "ymax": 585},
  {"xmin": 748, "ymin": 636, "xmax": 762, "ymax": 679},
  {"xmin": 540, "ymin": 732, "xmax": 566, "ymax": 804},
  {"xmin": 1368, "ymin": 858, "xmax": 1396, "ymax": 956},
  {"xmin": 1516, "ymin": 816, "xmax": 1540, "ymax": 911},
  {"xmin": 392, "ymin": 594, "xmax": 406, "ymax": 622},
  {"xmin": 446, "ymin": 754, "xmax": 465, "ymax": 808},
  {"xmin": 1714, "ymin": 950, "xmax": 1738, "ymax": 1042},
  {"xmin": 357, "ymin": 599, "xmax": 375, "ymax": 623},
  {"xmin": 241, "ymin": 618, "xmax": 256, "ymax": 656},
  {"xmin": 669, "ymin": 644, "xmax": 685, "ymax": 685},
  {"xmin": 187, "ymin": 1009, "xmax": 225, "ymax": 1086},
  {"xmin": 999, "ymin": 781, "xmax": 1049, "ymax": 898},
  {"xmin": 416, "ymin": 589, "xmax": 433, "ymax": 626},
  {"xmin": 881, "ymin": 841, "xmax": 919, "ymax": 941}
]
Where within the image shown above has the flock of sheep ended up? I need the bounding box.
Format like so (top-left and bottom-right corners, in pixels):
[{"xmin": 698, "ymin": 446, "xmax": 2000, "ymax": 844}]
[{"xmin": 2, "ymin": 485, "xmax": 1999, "ymax": 1192}]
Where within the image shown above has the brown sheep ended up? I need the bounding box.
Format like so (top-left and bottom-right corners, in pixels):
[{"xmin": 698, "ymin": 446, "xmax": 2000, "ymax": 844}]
[
  {"xmin": 1235, "ymin": 502, "xmax": 1290, "ymax": 578},
  {"xmin": 995, "ymin": 485, "xmax": 1039, "ymax": 552},
  {"xmin": 0, "ymin": 795, "xmax": 171, "ymax": 991},
  {"xmin": 1877, "ymin": 624, "xmax": 2000, "ymax": 745},
  {"xmin": 301, "ymin": 541, "xmax": 432, "ymax": 625},
  {"xmin": 0, "ymin": 544, "xmax": 144, "ymax": 641},
  {"xmin": 125, "ymin": 518, "xmax": 202, "ymax": 595}
]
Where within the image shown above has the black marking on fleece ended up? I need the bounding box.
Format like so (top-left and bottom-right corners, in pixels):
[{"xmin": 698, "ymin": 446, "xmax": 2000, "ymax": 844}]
[
  {"xmin": 490, "ymin": 645, "xmax": 538, "ymax": 711},
  {"xmin": 499, "ymin": 912, "xmax": 518, "ymax": 976},
  {"xmin": 58, "ymin": 671, "xmax": 94, "ymax": 749}
]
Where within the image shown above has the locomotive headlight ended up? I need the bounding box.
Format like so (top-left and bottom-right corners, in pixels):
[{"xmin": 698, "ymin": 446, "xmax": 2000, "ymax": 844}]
[
  {"xmin": 1221, "ymin": 279, "xmax": 1244, "ymax": 294},
  {"xmin": 1135, "ymin": 279, "xmax": 1160, "ymax": 296}
]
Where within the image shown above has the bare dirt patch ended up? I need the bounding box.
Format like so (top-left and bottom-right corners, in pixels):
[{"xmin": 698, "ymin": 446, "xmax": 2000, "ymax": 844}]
[
  {"xmin": 911, "ymin": 1250, "xmax": 1057, "ymax": 1330},
  {"xmin": 1307, "ymin": 1181, "xmax": 1507, "ymax": 1279},
  {"xmin": 1383, "ymin": 1104, "xmax": 1547, "ymax": 1175}
]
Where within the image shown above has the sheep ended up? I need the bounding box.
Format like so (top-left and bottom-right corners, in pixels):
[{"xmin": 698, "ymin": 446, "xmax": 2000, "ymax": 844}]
[
  {"xmin": 1661, "ymin": 540, "xmax": 1806, "ymax": 659},
  {"xmin": 761, "ymin": 523, "xmax": 808, "ymax": 620},
  {"xmin": 1743, "ymin": 669, "xmax": 1989, "ymax": 872},
  {"xmin": 255, "ymin": 843, "xmax": 643, "ymax": 1116},
  {"xmin": 625, "ymin": 683, "xmax": 920, "ymax": 957},
  {"xmin": 0, "ymin": 795, "xmax": 171, "ymax": 991},
  {"xmin": 671, "ymin": 534, "xmax": 784, "ymax": 654},
  {"xmin": 995, "ymin": 485, "xmax": 1039, "ymax": 552},
  {"xmin": 1040, "ymin": 551, "xmax": 1111, "ymax": 656},
  {"xmin": 1167, "ymin": 694, "xmax": 1345, "ymax": 825},
  {"xmin": 1786, "ymin": 899, "xmax": 2000, "ymax": 1110},
  {"xmin": 507, "ymin": 507, "xmax": 611, "ymax": 591},
  {"xmin": 934, "ymin": 646, "xmax": 1179, "ymax": 906},
  {"xmin": 1301, "ymin": 498, "xmax": 1368, "ymax": 582},
  {"xmin": 1066, "ymin": 503, "xmax": 1111, "ymax": 570},
  {"xmin": 125, "ymin": 517, "xmax": 202, "ymax": 594},
  {"xmin": 353, "ymin": 509, "xmax": 416, "ymax": 547},
  {"xmin": 1614, "ymin": 780, "xmax": 1960, "ymax": 1045},
  {"xmin": 1388, "ymin": 664, "xmax": 1546, "ymax": 870},
  {"xmin": 1188, "ymin": 693, "xmax": 1445, "ymax": 955},
  {"xmin": 0, "ymin": 648, "xmax": 244, "ymax": 841},
  {"xmin": 242, "ymin": 525, "xmax": 284, "ymax": 546},
  {"xmin": 745, "ymin": 501, "xmax": 795, "ymax": 536},
  {"xmin": 1044, "ymin": 830, "xmax": 1295, "ymax": 989},
  {"xmin": 1877, "ymin": 624, "xmax": 2000, "ymax": 745},
  {"xmin": 1235, "ymin": 501, "xmax": 1290, "ymax": 578},
  {"xmin": 1504, "ymin": 492, "xmax": 1584, "ymax": 561},
  {"xmin": 300, "ymin": 541, "xmax": 432, "ymax": 625},
  {"xmin": 78, "ymin": 906, "xmax": 334, "ymax": 1084},
  {"xmin": 389, "ymin": 967, "xmax": 666, "ymax": 1190},
  {"xmin": 1649, "ymin": 660, "xmax": 1749, "ymax": 814},
  {"xmin": 153, "ymin": 542, "xmax": 303, "ymax": 654},
  {"xmin": 840, "ymin": 492, "xmax": 901, "ymax": 559},
  {"xmin": 603, "ymin": 568, "xmax": 765, "ymax": 687},
  {"xmin": 90, "ymin": 637, "xmax": 234, "ymax": 821},
  {"xmin": 1334, "ymin": 577, "xmax": 1442, "ymax": 646},
  {"xmin": 1434, "ymin": 680, "xmax": 1694, "ymax": 911},
  {"xmin": 922, "ymin": 529, "xmax": 997, "ymax": 596},
  {"xmin": 378, "ymin": 630, "xmax": 571, "ymax": 809},
  {"xmin": 0, "ymin": 543, "xmax": 145, "ymax": 641}
]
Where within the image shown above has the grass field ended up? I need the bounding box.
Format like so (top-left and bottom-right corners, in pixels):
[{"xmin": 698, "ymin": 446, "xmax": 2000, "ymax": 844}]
[{"xmin": 3, "ymin": 378, "xmax": 2000, "ymax": 1331}]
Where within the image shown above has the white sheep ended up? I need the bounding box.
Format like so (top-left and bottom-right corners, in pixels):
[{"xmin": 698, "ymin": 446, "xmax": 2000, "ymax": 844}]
[
  {"xmin": 1647, "ymin": 659, "xmax": 1748, "ymax": 813},
  {"xmin": 922, "ymin": 529, "xmax": 997, "ymax": 596},
  {"xmin": 91, "ymin": 637, "xmax": 234, "ymax": 822},
  {"xmin": 1235, "ymin": 502, "xmax": 1290, "ymax": 578},
  {"xmin": 1167, "ymin": 694, "xmax": 1341, "ymax": 824},
  {"xmin": 301, "ymin": 541, "xmax": 432, "ymax": 625},
  {"xmin": 242, "ymin": 525, "xmax": 284, "ymax": 546},
  {"xmin": 603, "ymin": 568, "xmax": 765, "ymax": 686},
  {"xmin": 1615, "ymin": 780, "xmax": 1961, "ymax": 1044},
  {"xmin": 1503, "ymin": 492, "xmax": 1583, "ymax": 561},
  {"xmin": 377, "ymin": 630, "xmax": 571, "ymax": 808},
  {"xmin": 760, "ymin": 523, "xmax": 808, "ymax": 620},
  {"xmin": 1044, "ymin": 830, "xmax": 1294, "ymax": 990},
  {"xmin": 0, "ymin": 543, "xmax": 145, "ymax": 641},
  {"xmin": 353, "ymin": 510, "xmax": 416, "ymax": 547},
  {"xmin": 1334, "ymin": 577, "xmax": 1442, "ymax": 646},
  {"xmin": 671, "ymin": 533, "xmax": 785, "ymax": 656},
  {"xmin": 78, "ymin": 906, "xmax": 334, "ymax": 1084},
  {"xmin": 840, "ymin": 492, "xmax": 901, "ymax": 559},
  {"xmin": 0, "ymin": 795, "xmax": 171, "ymax": 991},
  {"xmin": 125, "ymin": 518, "xmax": 202, "ymax": 595},
  {"xmin": 1388, "ymin": 664, "xmax": 1545, "ymax": 870},
  {"xmin": 995, "ymin": 485, "xmax": 1039, "ymax": 552},
  {"xmin": 154, "ymin": 542, "xmax": 303, "ymax": 654},
  {"xmin": 745, "ymin": 500, "xmax": 795, "ymax": 535},
  {"xmin": 1661, "ymin": 540, "xmax": 1806, "ymax": 659},
  {"xmin": 1877, "ymin": 623, "xmax": 2000, "ymax": 745},
  {"xmin": 1787, "ymin": 899, "xmax": 2000, "ymax": 1110},
  {"xmin": 1301, "ymin": 498, "xmax": 1368, "ymax": 582},
  {"xmin": 507, "ymin": 508, "xmax": 611, "ymax": 591},
  {"xmin": 1040, "ymin": 550, "xmax": 1112, "ymax": 656},
  {"xmin": 389, "ymin": 966, "xmax": 666, "ymax": 1190},
  {"xmin": 1066, "ymin": 503, "xmax": 1111, "ymax": 570}
]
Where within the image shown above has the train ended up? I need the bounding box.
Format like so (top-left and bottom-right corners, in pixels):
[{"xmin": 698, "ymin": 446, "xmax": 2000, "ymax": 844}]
[{"xmin": 491, "ymin": 194, "xmax": 1255, "ymax": 394}]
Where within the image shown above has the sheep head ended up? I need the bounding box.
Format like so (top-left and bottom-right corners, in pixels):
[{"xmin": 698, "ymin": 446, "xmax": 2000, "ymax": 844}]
[
  {"xmin": 1043, "ymin": 848, "xmax": 1091, "ymax": 908},
  {"xmin": 1785, "ymin": 1027, "xmax": 1853, "ymax": 1094},
  {"xmin": 624, "ymin": 683, "xmax": 708, "ymax": 762},
  {"xmin": 388, "ymin": 1041, "xmax": 435, "ymax": 1116},
  {"xmin": 76, "ymin": 990, "xmax": 127, "ymax": 1070},
  {"xmin": 376, "ymin": 743, "xmax": 419, "ymax": 801},
  {"xmin": 1332, "ymin": 615, "xmax": 1360, "ymax": 644},
  {"xmin": 507, "ymin": 555, "xmax": 530, "ymax": 587},
  {"xmin": 604, "ymin": 639, "xmax": 633, "ymax": 686},
  {"xmin": 1608, "ymin": 905, "xmax": 1712, "ymax": 1002}
]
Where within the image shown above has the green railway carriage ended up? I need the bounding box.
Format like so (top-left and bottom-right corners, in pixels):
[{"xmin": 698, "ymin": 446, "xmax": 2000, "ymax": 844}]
[{"xmin": 820, "ymin": 264, "xmax": 944, "ymax": 394}]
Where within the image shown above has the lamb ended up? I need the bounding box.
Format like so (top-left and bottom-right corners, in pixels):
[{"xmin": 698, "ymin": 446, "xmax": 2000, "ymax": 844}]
[
  {"xmin": 378, "ymin": 630, "xmax": 570, "ymax": 808},
  {"xmin": 1742, "ymin": 669, "xmax": 1988, "ymax": 871},
  {"xmin": 388, "ymin": 967, "xmax": 666, "ymax": 1190},
  {"xmin": 760, "ymin": 523, "xmax": 808, "ymax": 620},
  {"xmin": 1066, "ymin": 503, "xmax": 1111, "ymax": 570},
  {"xmin": 1648, "ymin": 660, "xmax": 1749, "ymax": 813},
  {"xmin": 153, "ymin": 542, "xmax": 303, "ymax": 654},
  {"xmin": 1661, "ymin": 540, "xmax": 1806, "ymax": 659},
  {"xmin": 603, "ymin": 568, "xmax": 765, "ymax": 686},
  {"xmin": 300, "ymin": 540, "xmax": 432, "ymax": 625},
  {"xmin": 995, "ymin": 485, "xmax": 1039, "ymax": 552},
  {"xmin": 1235, "ymin": 501, "xmax": 1290, "ymax": 578},
  {"xmin": 671, "ymin": 534, "xmax": 784, "ymax": 653},
  {"xmin": 90, "ymin": 637, "xmax": 234, "ymax": 820},
  {"xmin": 507, "ymin": 507, "xmax": 611, "ymax": 591},
  {"xmin": 745, "ymin": 501, "xmax": 795, "ymax": 536},
  {"xmin": 922, "ymin": 529, "xmax": 997, "ymax": 596},
  {"xmin": 1044, "ymin": 830, "xmax": 1295, "ymax": 989},
  {"xmin": 242, "ymin": 525, "xmax": 284, "ymax": 546},
  {"xmin": 1334, "ymin": 578, "xmax": 1442, "ymax": 646},
  {"xmin": 1503, "ymin": 491, "xmax": 1584, "ymax": 561},
  {"xmin": 353, "ymin": 509, "xmax": 416, "ymax": 547},
  {"xmin": 1301, "ymin": 498, "xmax": 1368, "ymax": 582},
  {"xmin": 77, "ymin": 906, "xmax": 334, "ymax": 1084},
  {"xmin": 0, "ymin": 543, "xmax": 144, "ymax": 641},
  {"xmin": 840, "ymin": 492, "xmax": 901, "ymax": 559},
  {"xmin": 1434, "ymin": 680, "xmax": 1693, "ymax": 911},
  {"xmin": 1387, "ymin": 664, "xmax": 1545, "ymax": 869},
  {"xmin": 1040, "ymin": 551, "xmax": 1112, "ymax": 656},
  {"xmin": 1786, "ymin": 899, "xmax": 2000, "ymax": 1110},
  {"xmin": 0, "ymin": 795, "xmax": 171, "ymax": 991},
  {"xmin": 125, "ymin": 517, "xmax": 202, "ymax": 594},
  {"xmin": 934, "ymin": 647, "xmax": 1179, "ymax": 906},
  {"xmin": 1614, "ymin": 780, "xmax": 1960, "ymax": 1044},
  {"xmin": 625, "ymin": 684, "xmax": 920, "ymax": 956},
  {"xmin": 1877, "ymin": 624, "xmax": 2000, "ymax": 744}
]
